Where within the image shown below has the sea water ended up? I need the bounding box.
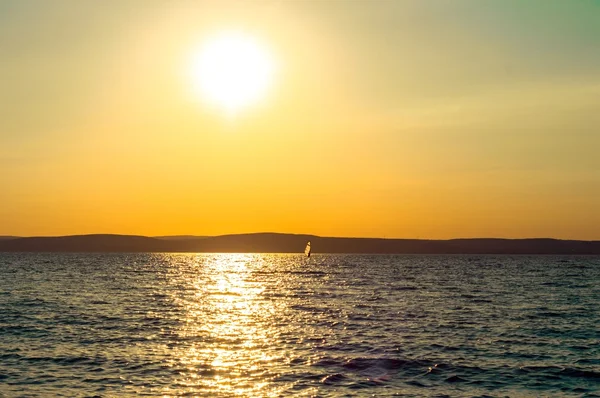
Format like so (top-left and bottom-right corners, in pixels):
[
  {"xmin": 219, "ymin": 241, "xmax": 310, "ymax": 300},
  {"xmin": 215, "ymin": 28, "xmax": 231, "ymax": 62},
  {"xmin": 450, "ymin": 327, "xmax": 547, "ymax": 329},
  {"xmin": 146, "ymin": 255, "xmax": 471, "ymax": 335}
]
[{"xmin": 1, "ymin": 253, "xmax": 599, "ymax": 397}]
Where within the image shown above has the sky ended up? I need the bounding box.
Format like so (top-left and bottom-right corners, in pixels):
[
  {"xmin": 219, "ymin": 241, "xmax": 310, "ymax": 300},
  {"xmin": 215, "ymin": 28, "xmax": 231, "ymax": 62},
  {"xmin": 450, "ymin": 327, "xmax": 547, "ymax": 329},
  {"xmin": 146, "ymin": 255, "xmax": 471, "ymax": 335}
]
[{"xmin": 1, "ymin": 0, "xmax": 599, "ymax": 239}]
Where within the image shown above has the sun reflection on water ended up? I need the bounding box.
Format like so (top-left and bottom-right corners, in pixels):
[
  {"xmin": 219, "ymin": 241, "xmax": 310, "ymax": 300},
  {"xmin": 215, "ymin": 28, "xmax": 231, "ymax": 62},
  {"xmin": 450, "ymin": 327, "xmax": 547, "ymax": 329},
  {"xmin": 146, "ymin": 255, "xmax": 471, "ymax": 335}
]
[{"xmin": 162, "ymin": 254, "xmax": 286, "ymax": 397}]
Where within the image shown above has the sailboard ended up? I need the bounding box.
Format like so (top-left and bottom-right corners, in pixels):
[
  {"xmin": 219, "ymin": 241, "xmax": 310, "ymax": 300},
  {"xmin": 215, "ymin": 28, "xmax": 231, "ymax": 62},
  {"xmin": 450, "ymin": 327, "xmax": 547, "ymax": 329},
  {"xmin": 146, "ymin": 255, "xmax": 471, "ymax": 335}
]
[{"xmin": 304, "ymin": 241, "xmax": 311, "ymax": 258}]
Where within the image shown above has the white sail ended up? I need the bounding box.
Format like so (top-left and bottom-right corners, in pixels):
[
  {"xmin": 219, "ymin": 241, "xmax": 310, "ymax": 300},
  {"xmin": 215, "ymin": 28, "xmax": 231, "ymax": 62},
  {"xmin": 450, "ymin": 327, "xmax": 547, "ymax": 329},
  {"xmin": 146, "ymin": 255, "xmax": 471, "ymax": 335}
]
[{"xmin": 304, "ymin": 241, "xmax": 311, "ymax": 257}]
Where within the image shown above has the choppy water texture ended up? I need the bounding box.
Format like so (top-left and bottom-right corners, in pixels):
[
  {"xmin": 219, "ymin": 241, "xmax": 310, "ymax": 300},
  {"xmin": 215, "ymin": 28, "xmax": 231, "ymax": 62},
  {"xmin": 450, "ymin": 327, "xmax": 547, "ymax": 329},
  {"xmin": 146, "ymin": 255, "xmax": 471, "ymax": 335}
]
[{"xmin": 1, "ymin": 254, "xmax": 599, "ymax": 397}]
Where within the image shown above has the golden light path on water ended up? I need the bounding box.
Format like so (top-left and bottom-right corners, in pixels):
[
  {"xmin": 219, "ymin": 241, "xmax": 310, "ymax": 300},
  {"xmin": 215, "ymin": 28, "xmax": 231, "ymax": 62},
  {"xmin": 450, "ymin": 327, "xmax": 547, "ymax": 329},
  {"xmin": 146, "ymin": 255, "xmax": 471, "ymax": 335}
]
[{"xmin": 161, "ymin": 254, "xmax": 295, "ymax": 397}]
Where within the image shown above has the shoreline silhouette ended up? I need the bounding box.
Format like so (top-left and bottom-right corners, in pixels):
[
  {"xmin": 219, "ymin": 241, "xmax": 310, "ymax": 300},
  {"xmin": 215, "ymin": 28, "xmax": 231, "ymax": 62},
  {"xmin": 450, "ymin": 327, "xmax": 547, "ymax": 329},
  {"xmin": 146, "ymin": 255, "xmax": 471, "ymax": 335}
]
[{"xmin": 0, "ymin": 233, "xmax": 599, "ymax": 254}]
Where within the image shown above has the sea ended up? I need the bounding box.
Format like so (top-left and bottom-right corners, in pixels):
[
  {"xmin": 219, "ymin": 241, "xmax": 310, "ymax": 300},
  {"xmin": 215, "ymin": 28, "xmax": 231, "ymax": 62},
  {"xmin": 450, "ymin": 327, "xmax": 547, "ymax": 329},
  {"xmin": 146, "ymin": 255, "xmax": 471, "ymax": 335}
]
[{"xmin": 0, "ymin": 253, "xmax": 599, "ymax": 397}]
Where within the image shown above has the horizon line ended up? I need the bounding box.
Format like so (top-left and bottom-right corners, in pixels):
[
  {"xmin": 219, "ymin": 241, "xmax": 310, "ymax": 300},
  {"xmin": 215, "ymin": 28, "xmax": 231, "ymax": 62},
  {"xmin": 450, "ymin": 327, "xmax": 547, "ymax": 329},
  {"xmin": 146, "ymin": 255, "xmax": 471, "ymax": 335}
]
[{"xmin": 1, "ymin": 232, "xmax": 599, "ymax": 242}]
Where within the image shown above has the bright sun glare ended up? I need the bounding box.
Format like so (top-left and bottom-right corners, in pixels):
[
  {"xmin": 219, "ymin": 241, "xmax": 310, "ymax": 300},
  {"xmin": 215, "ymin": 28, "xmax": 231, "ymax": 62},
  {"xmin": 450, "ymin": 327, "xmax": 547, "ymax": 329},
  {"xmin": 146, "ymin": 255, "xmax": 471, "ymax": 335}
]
[{"xmin": 190, "ymin": 32, "xmax": 276, "ymax": 115}]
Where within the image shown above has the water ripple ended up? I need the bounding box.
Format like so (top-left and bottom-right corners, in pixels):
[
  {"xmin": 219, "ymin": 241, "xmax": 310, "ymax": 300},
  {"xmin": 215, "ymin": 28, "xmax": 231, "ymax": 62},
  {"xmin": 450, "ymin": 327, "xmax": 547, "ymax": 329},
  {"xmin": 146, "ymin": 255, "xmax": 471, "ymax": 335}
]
[{"xmin": 1, "ymin": 253, "xmax": 599, "ymax": 397}]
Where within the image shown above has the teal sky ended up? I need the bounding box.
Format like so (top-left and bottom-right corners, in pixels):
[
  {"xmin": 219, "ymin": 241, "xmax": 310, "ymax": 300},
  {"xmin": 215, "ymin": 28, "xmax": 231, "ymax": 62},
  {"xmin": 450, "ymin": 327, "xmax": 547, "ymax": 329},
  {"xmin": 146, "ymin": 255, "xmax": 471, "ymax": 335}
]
[{"xmin": 1, "ymin": 0, "xmax": 599, "ymax": 238}]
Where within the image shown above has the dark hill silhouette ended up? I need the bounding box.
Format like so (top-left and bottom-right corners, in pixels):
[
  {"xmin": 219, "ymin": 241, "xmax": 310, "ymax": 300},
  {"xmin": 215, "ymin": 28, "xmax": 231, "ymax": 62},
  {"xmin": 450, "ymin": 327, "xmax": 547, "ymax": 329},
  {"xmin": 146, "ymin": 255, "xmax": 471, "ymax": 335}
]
[
  {"xmin": 154, "ymin": 235, "xmax": 210, "ymax": 240},
  {"xmin": 0, "ymin": 233, "xmax": 599, "ymax": 254},
  {"xmin": 0, "ymin": 234, "xmax": 170, "ymax": 252}
]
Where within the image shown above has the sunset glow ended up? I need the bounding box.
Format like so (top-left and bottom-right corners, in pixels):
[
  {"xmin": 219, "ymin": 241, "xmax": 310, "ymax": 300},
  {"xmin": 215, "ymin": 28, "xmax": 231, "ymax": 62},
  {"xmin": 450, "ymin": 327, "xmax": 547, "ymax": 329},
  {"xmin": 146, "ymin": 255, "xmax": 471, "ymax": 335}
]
[{"xmin": 1, "ymin": 1, "xmax": 599, "ymax": 239}]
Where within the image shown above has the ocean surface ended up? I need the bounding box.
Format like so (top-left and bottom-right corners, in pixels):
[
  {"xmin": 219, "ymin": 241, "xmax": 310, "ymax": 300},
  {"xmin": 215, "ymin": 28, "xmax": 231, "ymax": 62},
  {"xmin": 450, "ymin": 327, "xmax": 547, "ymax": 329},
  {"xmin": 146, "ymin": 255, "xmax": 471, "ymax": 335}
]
[{"xmin": 0, "ymin": 254, "xmax": 599, "ymax": 397}]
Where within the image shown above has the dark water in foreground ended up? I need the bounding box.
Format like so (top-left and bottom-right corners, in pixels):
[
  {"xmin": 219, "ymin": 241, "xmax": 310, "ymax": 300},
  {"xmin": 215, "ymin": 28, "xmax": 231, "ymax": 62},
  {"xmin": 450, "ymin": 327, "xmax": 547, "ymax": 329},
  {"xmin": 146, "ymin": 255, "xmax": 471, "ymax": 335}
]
[{"xmin": 1, "ymin": 254, "xmax": 599, "ymax": 397}]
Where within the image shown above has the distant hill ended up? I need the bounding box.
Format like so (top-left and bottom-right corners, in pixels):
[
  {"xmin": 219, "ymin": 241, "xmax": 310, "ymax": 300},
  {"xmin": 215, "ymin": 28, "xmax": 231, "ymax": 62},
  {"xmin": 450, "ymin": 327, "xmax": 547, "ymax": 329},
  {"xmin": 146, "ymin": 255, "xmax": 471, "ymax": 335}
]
[
  {"xmin": 0, "ymin": 233, "xmax": 599, "ymax": 254},
  {"xmin": 154, "ymin": 235, "xmax": 210, "ymax": 240},
  {"xmin": 0, "ymin": 236, "xmax": 19, "ymax": 240},
  {"xmin": 0, "ymin": 234, "xmax": 170, "ymax": 252}
]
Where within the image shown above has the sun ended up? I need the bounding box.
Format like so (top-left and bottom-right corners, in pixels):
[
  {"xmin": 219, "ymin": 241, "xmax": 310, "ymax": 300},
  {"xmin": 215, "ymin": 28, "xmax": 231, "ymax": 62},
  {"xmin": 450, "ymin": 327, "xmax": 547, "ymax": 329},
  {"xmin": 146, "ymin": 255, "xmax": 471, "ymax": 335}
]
[{"xmin": 189, "ymin": 31, "xmax": 276, "ymax": 115}]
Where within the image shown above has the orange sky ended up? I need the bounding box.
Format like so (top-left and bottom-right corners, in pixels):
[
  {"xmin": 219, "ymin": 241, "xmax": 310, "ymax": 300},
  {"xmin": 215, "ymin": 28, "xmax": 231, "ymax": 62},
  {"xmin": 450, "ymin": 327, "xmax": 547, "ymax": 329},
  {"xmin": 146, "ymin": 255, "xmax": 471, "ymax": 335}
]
[{"xmin": 1, "ymin": 1, "xmax": 599, "ymax": 239}]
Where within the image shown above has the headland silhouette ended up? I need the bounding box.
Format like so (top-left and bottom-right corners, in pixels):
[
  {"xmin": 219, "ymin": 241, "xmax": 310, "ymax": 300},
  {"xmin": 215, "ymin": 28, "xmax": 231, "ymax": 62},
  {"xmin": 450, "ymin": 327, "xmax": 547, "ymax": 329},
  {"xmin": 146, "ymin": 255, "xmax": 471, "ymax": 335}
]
[{"xmin": 0, "ymin": 233, "xmax": 599, "ymax": 254}]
